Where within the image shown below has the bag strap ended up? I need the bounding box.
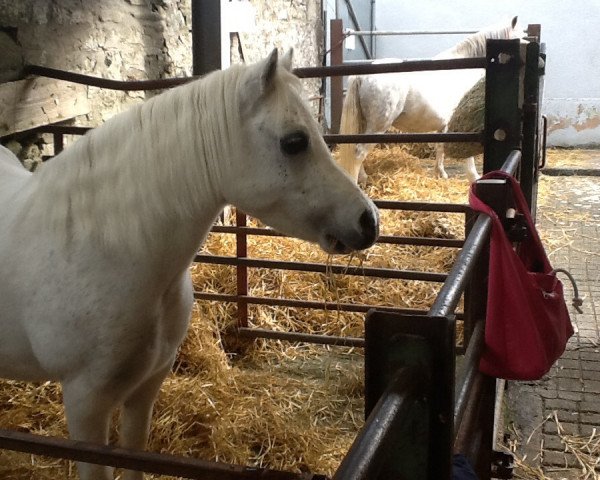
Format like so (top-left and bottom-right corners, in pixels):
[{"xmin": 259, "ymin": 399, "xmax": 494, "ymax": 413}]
[
  {"xmin": 470, "ymin": 170, "xmax": 552, "ymax": 272},
  {"xmin": 471, "ymin": 171, "xmax": 585, "ymax": 314},
  {"xmin": 552, "ymin": 268, "xmax": 584, "ymax": 313}
]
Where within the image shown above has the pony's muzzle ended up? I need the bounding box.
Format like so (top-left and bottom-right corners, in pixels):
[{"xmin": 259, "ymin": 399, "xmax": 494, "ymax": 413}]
[
  {"xmin": 357, "ymin": 206, "xmax": 379, "ymax": 249},
  {"xmin": 322, "ymin": 206, "xmax": 378, "ymax": 254}
]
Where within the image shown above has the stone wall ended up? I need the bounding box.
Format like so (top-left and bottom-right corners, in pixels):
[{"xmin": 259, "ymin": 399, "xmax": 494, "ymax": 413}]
[
  {"xmin": 0, "ymin": 0, "xmax": 324, "ymax": 165},
  {"xmin": 234, "ymin": 0, "xmax": 324, "ymax": 115},
  {"xmin": 0, "ymin": 0, "xmax": 192, "ymax": 126}
]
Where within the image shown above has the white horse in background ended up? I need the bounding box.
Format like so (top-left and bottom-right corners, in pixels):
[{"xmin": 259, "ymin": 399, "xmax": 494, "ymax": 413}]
[
  {"xmin": 337, "ymin": 16, "xmax": 520, "ymax": 184},
  {"xmin": 0, "ymin": 49, "xmax": 379, "ymax": 480}
]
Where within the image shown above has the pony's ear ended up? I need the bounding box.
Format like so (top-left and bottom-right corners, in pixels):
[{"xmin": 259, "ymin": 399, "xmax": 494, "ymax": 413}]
[
  {"xmin": 239, "ymin": 48, "xmax": 280, "ymax": 112},
  {"xmin": 511, "ymin": 16, "xmax": 518, "ymax": 29},
  {"xmin": 260, "ymin": 48, "xmax": 279, "ymax": 93},
  {"xmin": 280, "ymin": 48, "xmax": 293, "ymax": 71}
]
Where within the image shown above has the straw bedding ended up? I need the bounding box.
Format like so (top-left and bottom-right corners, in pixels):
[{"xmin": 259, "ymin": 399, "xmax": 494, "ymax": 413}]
[{"xmin": 0, "ymin": 144, "xmax": 480, "ymax": 479}]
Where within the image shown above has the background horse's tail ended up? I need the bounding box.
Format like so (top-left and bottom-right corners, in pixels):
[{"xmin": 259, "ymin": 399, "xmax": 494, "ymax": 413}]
[{"xmin": 337, "ymin": 76, "xmax": 364, "ymax": 183}]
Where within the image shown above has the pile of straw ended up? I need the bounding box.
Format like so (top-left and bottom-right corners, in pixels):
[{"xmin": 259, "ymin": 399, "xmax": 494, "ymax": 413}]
[{"xmin": 0, "ymin": 145, "xmax": 470, "ymax": 479}]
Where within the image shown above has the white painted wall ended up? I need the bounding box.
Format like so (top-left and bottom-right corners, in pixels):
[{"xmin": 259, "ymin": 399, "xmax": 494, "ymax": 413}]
[{"xmin": 361, "ymin": 0, "xmax": 600, "ymax": 147}]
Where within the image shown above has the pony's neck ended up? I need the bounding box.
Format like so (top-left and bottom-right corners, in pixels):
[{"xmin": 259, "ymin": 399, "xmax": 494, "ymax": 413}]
[{"xmin": 32, "ymin": 68, "xmax": 241, "ymax": 263}]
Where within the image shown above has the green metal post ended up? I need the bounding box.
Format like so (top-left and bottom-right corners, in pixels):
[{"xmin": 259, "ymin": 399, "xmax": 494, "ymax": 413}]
[
  {"xmin": 362, "ymin": 312, "xmax": 456, "ymax": 480},
  {"xmin": 520, "ymin": 40, "xmax": 545, "ymax": 216},
  {"xmin": 483, "ymin": 39, "xmax": 522, "ymax": 174}
]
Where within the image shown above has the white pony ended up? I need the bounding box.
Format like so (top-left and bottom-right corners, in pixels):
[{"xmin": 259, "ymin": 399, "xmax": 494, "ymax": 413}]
[
  {"xmin": 337, "ymin": 16, "xmax": 520, "ymax": 184},
  {"xmin": 0, "ymin": 49, "xmax": 378, "ymax": 480}
]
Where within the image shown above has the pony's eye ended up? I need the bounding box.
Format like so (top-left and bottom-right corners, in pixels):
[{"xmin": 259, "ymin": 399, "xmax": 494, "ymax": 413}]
[{"xmin": 280, "ymin": 131, "xmax": 309, "ymax": 155}]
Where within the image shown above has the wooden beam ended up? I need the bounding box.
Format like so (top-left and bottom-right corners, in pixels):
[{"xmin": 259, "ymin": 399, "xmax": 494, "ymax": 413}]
[{"xmin": 0, "ymin": 77, "xmax": 89, "ymax": 137}]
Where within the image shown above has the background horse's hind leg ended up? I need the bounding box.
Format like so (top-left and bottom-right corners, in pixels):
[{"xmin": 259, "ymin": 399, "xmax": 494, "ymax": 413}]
[
  {"xmin": 464, "ymin": 156, "xmax": 480, "ymax": 183},
  {"xmin": 434, "ymin": 143, "xmax": 449, "ymax": 179},
  {"xmin": 119, "ymin": 364, "xmax": 173, "ymax": 480},
  {"xmin": 62, "ymin": 381, "xmax": 116, "ymax": 480},
  {"xmin": 355, "ymin": 143, "xmax": 373, "ymax": 184}
]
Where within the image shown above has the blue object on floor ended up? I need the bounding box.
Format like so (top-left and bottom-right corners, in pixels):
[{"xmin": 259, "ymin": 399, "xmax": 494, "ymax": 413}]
[{"xmin": 453, "ymin": 454, "xmax": 479, "ymax": 480}]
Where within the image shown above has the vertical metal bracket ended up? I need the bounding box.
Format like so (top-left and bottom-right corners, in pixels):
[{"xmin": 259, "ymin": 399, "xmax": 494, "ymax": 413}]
[
  {"xmin": 520, "ymin": 39, "xmax": 544, "ymax": 215},
  {"xmin": 365, "ymin": 312, "xmax": 456, "ymax": 480},
  {"xmin": 484, "ymin": 39, "xmax": 522, "ymax": 174}
]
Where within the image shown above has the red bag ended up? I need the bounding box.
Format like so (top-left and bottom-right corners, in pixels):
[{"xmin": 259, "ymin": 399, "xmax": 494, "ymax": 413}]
[{"xmin": 469, "ymin": 171, "xmax": 575, "ymax": 380}]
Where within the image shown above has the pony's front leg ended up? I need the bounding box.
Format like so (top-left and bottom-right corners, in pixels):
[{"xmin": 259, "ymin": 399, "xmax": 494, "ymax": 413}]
[
  {"xmin": 62, "ymin": 381, "xmax": 116, "ymax": 480},
  {"xmin": 465, "ymin": 156, "xmax": 480, "ymax": 183},
  {"xmin": 119, "ymin": 364, "xmax": 173, "ymax": 480},
  {"xmin": 435, "ymin": 143, "xmax": 449, "ymax": 179}
]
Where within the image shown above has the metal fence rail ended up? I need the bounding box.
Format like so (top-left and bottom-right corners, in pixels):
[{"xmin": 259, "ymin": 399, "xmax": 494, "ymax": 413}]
[
  {"xmin": 1, "ymin": 25, "xmax": 544, "ymax": 477},
  {"xmin": 0, "ymin": 429, "xmax": 324, "ymax": 480}
]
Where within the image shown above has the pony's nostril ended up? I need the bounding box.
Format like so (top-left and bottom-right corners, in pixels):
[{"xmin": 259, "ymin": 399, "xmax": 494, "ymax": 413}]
[{"xmin": 359, "ymin": 207, "xmax": 379, "ymax": 247}]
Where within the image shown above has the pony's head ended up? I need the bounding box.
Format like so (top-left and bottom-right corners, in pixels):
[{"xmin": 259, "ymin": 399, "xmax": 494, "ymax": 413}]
[{"xmin": 222, "ymin": 49, "xmax": 379, "ymax": 254}]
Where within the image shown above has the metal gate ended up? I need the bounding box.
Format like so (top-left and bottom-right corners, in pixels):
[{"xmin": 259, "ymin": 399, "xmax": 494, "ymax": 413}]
[{"xmin": 0, "ymin": 24, "xmax": 546, "ymax": 480}]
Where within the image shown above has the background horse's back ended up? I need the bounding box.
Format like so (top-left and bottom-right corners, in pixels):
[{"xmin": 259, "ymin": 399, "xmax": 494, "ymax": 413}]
[{"xmin": 337, "ymin": 16, "xmax": 520, "ymax": 184}]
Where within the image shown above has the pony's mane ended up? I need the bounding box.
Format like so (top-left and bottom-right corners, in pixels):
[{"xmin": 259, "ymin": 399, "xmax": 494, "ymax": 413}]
[
  {"xmin": 436, "ymin": 20, "xmax": 516, "ymax": 59},
  {"xmin": 27, "ymin": 64, "xmax": 247, "ymax": 254}
]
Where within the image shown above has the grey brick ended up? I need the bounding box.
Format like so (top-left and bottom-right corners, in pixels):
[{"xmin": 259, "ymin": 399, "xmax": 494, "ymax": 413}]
[
  {"xmin": 580, "ymin": 423, "xmax": 599, "ymax": 436},
  {"xmin": 545, "ymin": 398, "xmax": 579, "ymax": 411},
  {"xmin": 542, "ymin": 433, "xmax": 566, "ymax": 451},
  {"xmin": 543, "ymin": 450, "xmax": 580, "ymax": 467},
  {"xmin": 556, "ymin": 368, "xmax": 582, "ymax": 379},
  {"xmin": 543, "ymin": 421, "xmax": 578, "ymax": 435},
  {"xmin": 582, "ymin": 379, "xmax": 600, "ymax": 393},
  {"xmin": 558, "ymin": 377, "xmax": 585, "ymax": 392},
  {"xmin": 580, "ymin": 411, "xmax": 600, "ymax": 425},
  {"xmin": 556, "ymin": 358, "xmax": 581, "ymax": 369},
  {"xmin": 558, "ymin": 390, "xmax": 584, "ymax": 401}
]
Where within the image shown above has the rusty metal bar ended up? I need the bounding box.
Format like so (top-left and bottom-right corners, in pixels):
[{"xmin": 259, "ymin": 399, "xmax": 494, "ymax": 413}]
[
  {"xmin": 323, "ymin": 132, "xmax": 483, "ymax": 144},
  {"xmin": 332, "ymin": 367, "xmax": 423, "ymax": 480},
  {"xmin": 0, "ymin": 429, "xmax": 323, "ymax": 480},
  {"xmin": 24, "ymin": 64, "xmax": 193, "ymax": 90},
  {"xmin": 473, "ymin": 375, "xmax": 497, "ymax": 480},
  {"xmin": 330, "ymin": 18, "xmax": 344, "ymax": 133},
  {"xmin": 461, "ymin": 206, "xmax": 489, "ymax": 348},
  {"xmin": 232, "ymin": 201, "xmax": 466, "ymax": 215},
  {"xmin": 346, "ymin": 29, "xmax": 478, "ymax": 36},
  {"xmin": 427, "ymin": 214, "xmax": 491, "ymax": 318},
  {"xmin": 35, "ymin": 125, "xmax": 91, "ymax": 135},
  {"xmin": 373, "ymin": 200, "xmax": 468, "ymax": 213},
  {"xmin": 210, "ymin": 226, "xmax": 463, "ymax": 248},
  {"xmin": 24, "ymin": 57, "xmax": 486, "ymax": 95},
  {"xmin": 194, "ymin": 255, "xmax": 448, "ymax": 283},
  {"xmin": 238, "ymin": 327, "xmax": 364, "ymax": 348},
  {"xmin": 195, "ymin": 291, "xmax": 432, "ymax": 315},
  {"xmin": 454, "ymin": 321, "xmax": 485, "ymax": 432},
  {"xmin": 236, "ymin": 211, "xmax": 249, "ymax": 328},
  {"xmin": 542, "ymin": 168, "xmax": 600, "ymax": 177},
  {"xmin": 294, "ymin": 57, "xmax": 486, "ymax": 78},
  {"xmin": 453, "ymin": 370, "xmax": 485, "ymax": 454}
]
